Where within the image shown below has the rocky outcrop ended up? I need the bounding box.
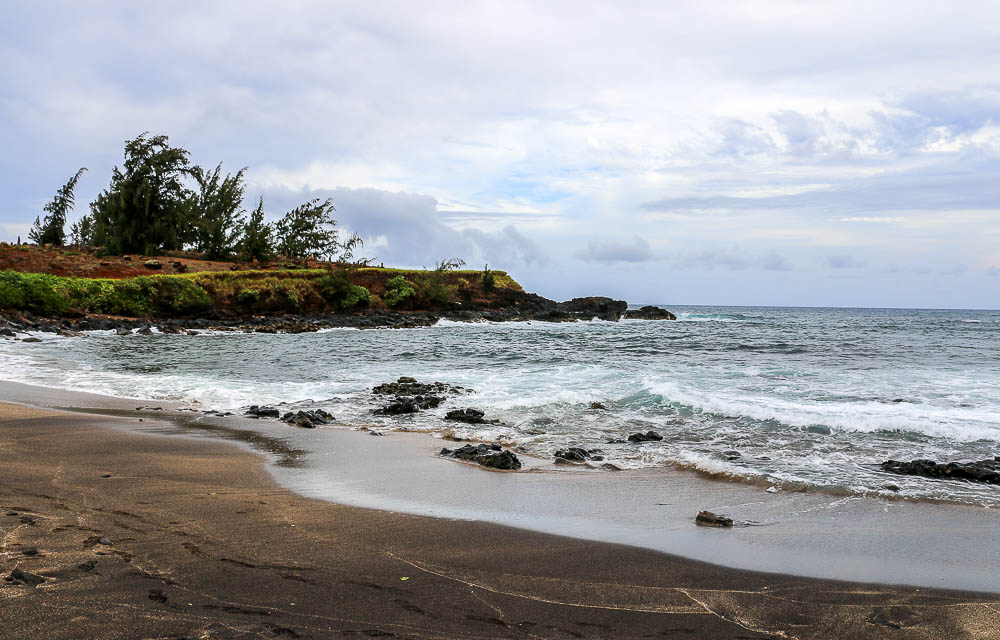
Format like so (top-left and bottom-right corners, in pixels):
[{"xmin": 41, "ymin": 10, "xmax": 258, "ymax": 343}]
[
  {"xmin": 440, "ymin": 443, "xmax": 522, "ymax": 470},
  {"xmin": 881, "ymin": 457, "xmax": 1000, "ymax": 485},
  {"xmin": 624, "ymin": 306, "xmax": 677, "ymax": 320},
  {"xmin": 372, "ymin": 377, "xmax": 467, "ymax": 416},
  {"xmin": 373, "ymin": 377, "xmax": 469, "ymax": 396}
]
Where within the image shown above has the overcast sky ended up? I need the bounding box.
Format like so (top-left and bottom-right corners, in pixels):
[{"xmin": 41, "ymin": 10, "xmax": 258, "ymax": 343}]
[{"xmin": 2, "ymin": 1, "xmax": 999, "ymax": 308}]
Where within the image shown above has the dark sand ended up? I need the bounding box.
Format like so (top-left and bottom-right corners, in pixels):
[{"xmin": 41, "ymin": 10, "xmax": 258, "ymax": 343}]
[{"xmin": 2, "ymin": 404, "xmax": 999, "ymax": 639}]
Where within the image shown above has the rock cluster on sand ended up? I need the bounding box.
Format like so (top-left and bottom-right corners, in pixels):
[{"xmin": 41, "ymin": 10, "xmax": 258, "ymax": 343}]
[
  {"xmin": 881, "ymin": 457, "xmax": 1000, "ymax": 485},
  {"xmin": 245, "ymin": 405, "xmax": 281, "ymax": 419},
  {"xmin": 280, "ymin": 409, "xmax": 334, "ymax": 429},
  {"xmin": 623, "ymin": 306, "xmax": 678, "ymax": 320},
  {"xmin": 439, "ymin": 443, "xmax": 522, "ymax": 470}
]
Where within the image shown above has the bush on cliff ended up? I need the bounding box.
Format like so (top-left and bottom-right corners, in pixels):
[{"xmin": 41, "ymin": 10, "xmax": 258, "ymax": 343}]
[{"xmin": 383, "ymin": 276, "xmax": 416, "ymax": 308}]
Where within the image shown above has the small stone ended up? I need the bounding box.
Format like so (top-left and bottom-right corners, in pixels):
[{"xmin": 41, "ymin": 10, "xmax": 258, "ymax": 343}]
[
  {"xmin": 20, "ymin": 547, "xmax": 39, "ymax": 556},
  {"xmin": 627, "ymin": 431, "xmax": 663, "ymax": 443},
  {"xmin": 21, "ymin": 337, "xmax": 43, "ymax": 343},
  {"xmin": 98, "ymin": 537, "xmax": 111, "ymax": 546},
  {"xmin": 10, "ymin": 567, "xmax": 46, "ymax": 586},
  {"xmin": 589, "ymin": 402, "xmax": 608, "ymax": 410},
  {"xmin": 695, "ymin": 511, "xmax": 733, "ymax": 528},
  {"xmin": 100, "ymin": 474, "xmax": 112, "ymax": 478},
  {"xmin": 5, "ymin": 511, "xmax": 18, "ymax": 516}
]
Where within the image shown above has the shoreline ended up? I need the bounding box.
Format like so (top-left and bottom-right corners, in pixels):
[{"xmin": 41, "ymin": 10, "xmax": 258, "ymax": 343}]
[
  {"xmin": 2, "ymin": 396, "xmax": 999, "ymax": 638},
  {"xmin": 2, "ymin": 379, "xmax": 1000, "ymax": 595}
]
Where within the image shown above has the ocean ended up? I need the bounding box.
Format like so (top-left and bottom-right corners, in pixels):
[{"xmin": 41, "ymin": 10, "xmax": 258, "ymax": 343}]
[{"xmin": 3, "ymin": 305, "xmax": 999, "ymax": 506}]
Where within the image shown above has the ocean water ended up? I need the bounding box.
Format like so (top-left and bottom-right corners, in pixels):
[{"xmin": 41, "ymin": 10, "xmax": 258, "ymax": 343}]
[{"xmin": 3, "ymin": 306, "xmax": 999, "ymax": 506}]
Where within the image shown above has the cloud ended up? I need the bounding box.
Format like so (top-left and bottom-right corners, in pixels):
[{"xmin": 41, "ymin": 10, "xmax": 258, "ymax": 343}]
[
  {"xmin": 462, "ymin": 225, "xmax": 548, "ymax": 267},
  {"xmin": 826, "ymin": 255, "xmax": 865, "ymax": 269},
  {"xmin": 674, "ymin": 250, "xmax": 751, "ymax": 271},
  {"xmin": 576, "ymin": 236, "xmax": 655, "ymax": 263},
  {"xmin": 761, "ymin": 253, "xmax": 794, "ymax": 271}
]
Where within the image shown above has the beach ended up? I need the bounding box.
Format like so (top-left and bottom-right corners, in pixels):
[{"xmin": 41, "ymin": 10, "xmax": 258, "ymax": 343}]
[{"xmin": 2, "ymin": 389, "xmax": 999, "ymax": 639}]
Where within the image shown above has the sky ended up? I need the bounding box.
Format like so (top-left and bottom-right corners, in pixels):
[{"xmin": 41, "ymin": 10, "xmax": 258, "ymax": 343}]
[{"xmin": 1, "ymin": 1, "xmax": 998, "ymax": 309}]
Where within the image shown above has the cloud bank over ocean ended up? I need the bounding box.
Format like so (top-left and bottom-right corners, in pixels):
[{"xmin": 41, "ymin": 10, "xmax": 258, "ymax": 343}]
[{"xmin": 1, "ymin": 1, "xmax": 998, "ymax": 307}]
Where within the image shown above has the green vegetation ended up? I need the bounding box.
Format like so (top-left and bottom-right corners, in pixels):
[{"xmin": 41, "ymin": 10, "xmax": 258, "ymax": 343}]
[
  {"xmin": 481, "ymin": 264, "xmax": 496, "ymax": 291},
  {"xmin": 29, "ymin": 168, "xmax": 87, "ymax": 247},
  {"xmin": 318, "ymin": 270, "xmax": 371, "ymax": 310},
  {"xmin": 383, "ymin": 276, "xmax": 416, "ymax": 307},
  {"xmin": 413, "ymin": 258, "xmax": 465, "ymax": 306},
  {"xmin": 0, "ymin": 263, "xmax": 523, "ymax": 319}
]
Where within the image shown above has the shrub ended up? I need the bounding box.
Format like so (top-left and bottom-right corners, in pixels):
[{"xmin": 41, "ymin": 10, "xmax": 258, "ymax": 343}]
[
  {"xmin": 319, "ymin": 272, "xmax": 370, "ymax": 310},
  {"xmin": 481, "ymin": 264, "xmax": 496, "ymax": 291},
  {"xmin": 237, "ymin": 288, "xmax": 260, "ymax": 304},
  {"xmin": 383, "ymin": 276, "xmax": 416, "ymax": 307}
]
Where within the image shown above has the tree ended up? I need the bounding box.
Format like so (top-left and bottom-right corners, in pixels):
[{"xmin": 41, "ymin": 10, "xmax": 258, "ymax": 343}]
[
  {"xmin": 91, "ymin": 133, "xmax": 192, "ymax": 255},
  {"xmin": 239, "ymin": 197, "xmax": 273, "ymax": 262},
  {"xmin": 69, "ymin": 210, "xmax": 97, "ymax": 247},
  {"xmin": 273, "ymin": 197, "xmax": 362, "ymax": 261},
  {"xmin": 189, "ymin": 163, "xmax": 247, "ymax": 259},
  {"xmin": 28, "ymin": 167, "xmax": 87, "ymax": 246}
]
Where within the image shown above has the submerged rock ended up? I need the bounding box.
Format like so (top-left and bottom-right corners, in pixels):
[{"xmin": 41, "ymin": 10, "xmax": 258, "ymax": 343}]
[
  {"xmin": 623, "ymin": 306, "xmax": 677, "ymax": 320},
  {"xmin": 694, "ymin": 511, "xmax": 733, "ymax": 528},
  {"xmin": 881, "ymin": 457, "xmax": 1000, "ymax": 485},
  {"xmin": 20, "ymin": 337, "xmax": 42, "ymax": 343},
  {"xmin": 627, "ymin": 431, "xmax": 663, "ymax": 443},
  {"xmin": 589, "ymin": 401, "xmax": 608, "ymax": 410},
  {"xmin": 440, "ymin": 443, "xmax": 522, "ymax": 470}
]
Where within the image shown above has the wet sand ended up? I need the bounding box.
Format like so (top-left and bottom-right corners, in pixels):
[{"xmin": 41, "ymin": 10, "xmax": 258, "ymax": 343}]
[{"xmin": 2, "ymin": 396, "xmax": 1000, "ymax": 638}]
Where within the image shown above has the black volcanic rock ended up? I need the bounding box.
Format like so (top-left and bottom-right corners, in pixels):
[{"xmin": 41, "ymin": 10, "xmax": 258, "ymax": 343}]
[
  {"xmin": 440, "ymin": 443, "xmax": 522, "ymax": 470},
  {"xmin": 444, "ymin": 408, "xmax": 488, "ymax": 424},
  {"xmin": 881, "ymin": 457, "xmax": 1000, "ymax": 485},
  {"xmin": 624, "ymin": 305, "xmax": 677, "ymax": 320},
  {"xmin": 627, "ymin": 431, "xmax": 663, "ymax": 443}
]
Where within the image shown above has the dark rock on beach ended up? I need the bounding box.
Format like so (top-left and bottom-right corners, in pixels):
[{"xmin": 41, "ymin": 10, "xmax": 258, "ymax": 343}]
[
  {"xmin": 8, "ymin": 567, "xmax": 46, "ymax": 586},
  {"xmin": 245, "ymin": 405, "xmax": 280, "ymax": 419},
  {"xmin": 624, "ymin": 305, "xmax": 678, "ymax": 320},
  {"xmin": 444, "ymin": 408, "xmax": 489, "ymax": 424},
  {"xmin": 881, "ymin": 457, "xmax": 1000, "ymax": 485},
  {"xmin": 627, "ymin": 431, "xmax": 663, "ymax": 443},
  {"xmin": 440, "ymin": 443, "xmax": 522, "ymax": 470},
  {"xmin": 695, "ymin": 511, "xmax": 733, "ymax": 528},
  {"xmin": 553, "ymin": 447, "xmax": 603, "ymax": 463},
  {"xmin": 281, "ymin": 409, "xmax": 333, "ymax": 429}
]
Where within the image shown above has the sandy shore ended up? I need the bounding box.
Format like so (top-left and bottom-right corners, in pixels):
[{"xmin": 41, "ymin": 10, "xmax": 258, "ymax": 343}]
[{"xmin": 2, "ymin": 400, "xmax": 999, "ymax": 638}]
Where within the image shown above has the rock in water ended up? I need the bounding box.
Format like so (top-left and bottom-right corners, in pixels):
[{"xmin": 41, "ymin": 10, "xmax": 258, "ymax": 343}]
[
  {"xmin": 623, "ymin": 306, "xmax": 678, "ymax": 320},
  {"xmin": 440, "ymin": 443, "xmax": 522, "ymax": 470},
  {"xmin": 554, "ymin": 447, "xmax": 592, "ymax": 463},
  {"xmin": 627, "ymin": 431, "xmax": 663, "ymax": 443},
  {"xmin": 881, "ymin": 457, "xmax": 1000, "ymax": 485},
  {"xmin": 694, "ymin": 511, "xmax": 733, "ymax": 528},
  {"xmin": 444, "ymin": 408, "xmax": 487, "ymax": 424}
]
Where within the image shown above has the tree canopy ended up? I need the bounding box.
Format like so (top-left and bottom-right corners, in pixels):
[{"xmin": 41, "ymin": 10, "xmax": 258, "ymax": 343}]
[
  {"xmin": 30, "ymin": 132, "xmax": 363, "ymax": 263},
  {"xmin": 28, "ymin": 167, "xmax": 87, "ymax": 246}
]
